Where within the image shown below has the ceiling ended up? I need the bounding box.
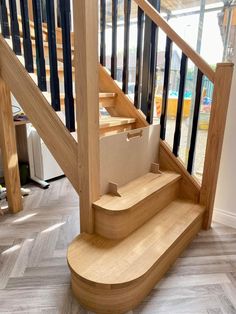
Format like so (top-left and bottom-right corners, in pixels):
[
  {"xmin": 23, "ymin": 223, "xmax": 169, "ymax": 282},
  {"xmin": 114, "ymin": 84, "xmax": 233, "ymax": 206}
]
[{"xmin": 105, "ymin": 0, "xmax": 224, "ymax": 21}]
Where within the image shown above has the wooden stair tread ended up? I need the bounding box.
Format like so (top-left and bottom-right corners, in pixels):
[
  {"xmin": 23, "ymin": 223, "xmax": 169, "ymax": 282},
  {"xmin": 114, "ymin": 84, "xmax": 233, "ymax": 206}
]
[
  {"xmin": 94, "ymin": 171, "xmax": 181, "ymax": 211},
  {"xmin": 55, "ymin": 111, "xmax": 135, "ymax": 135},
  {"xmin": 67, "ymin": 199, "xmax": 205, "ymax": 287},
  {"xmin": 59, "ymin": 92, "xmax": 116, "ymax": 99},
  {"xmin": 99, "ymin": 92, "xmax": 117, "ymax": 99},
  {"xmin": 99, "ymin": 116, "xmax": 136, "ymax": 128},
  {"xmin": 21, "ymin": 38, "xmax": 74, "ymax": 52},
  {"xmin": 59, "ymin": 93, "xmax": 117, "ymax": 108}
]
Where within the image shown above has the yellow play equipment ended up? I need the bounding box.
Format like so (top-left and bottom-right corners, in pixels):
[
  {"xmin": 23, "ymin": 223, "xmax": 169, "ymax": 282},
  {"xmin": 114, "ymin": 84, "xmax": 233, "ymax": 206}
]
[
  {"xmin": 155, "ymin": 95, "xmax": 191, "ymax": 119},
  {"xmin": 155, "ymin": 87, "xmax": 210, "ymax": 130}
]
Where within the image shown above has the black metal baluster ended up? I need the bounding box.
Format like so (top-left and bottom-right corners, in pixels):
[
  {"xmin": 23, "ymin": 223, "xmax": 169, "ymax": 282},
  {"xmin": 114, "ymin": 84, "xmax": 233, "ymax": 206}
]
[
  {"xmin": 141, "ymin": 0, "xmax": 160, "ymax": 123},
  {"xmin": 41, "ymin": 0, "xmax": 47, "ymax": 23},
  {"xmin": 187, "ymin": 70, "xmax": 203, "ymax": 174},
  {"xmin": 160, "ymin": 37, "xmax": 172, "ymax": 140},
  {"xmin": 20, "ymin": 0, "xmax": 34, "ymax": 72},
  {"xmin": 46, "ymin": 0, "xmax": 60, "ymax": 111},
  {"xmin": 9, "ymin": 0, "xmax": 21, "ymax": 55},
  {"xmin": 0, "ymin": 0, "xmax": 10, "ymax": 38},
  {"xmin": 173, "ymin": 53, "xmax": 188, "ymax": 156},
  {"xmin": 111, "ymin": 0, "xmax": 117, "ymax": 79},
  {"xmin": 32, "ymin": 0, "xmax": 47, "ymax": 91},
  {"xmin": 59, "ymin": 0, "xmax": 75, "ymax": 132},
  {"xmin": 100, "ymin": 0, "xmax": 106, "ymax": 66},
  {"xmin": 146, "ymin": 10, "xmax": 159, "ymax": 124},
  {"xmin": 57, "ymin": 0, "xmax": 61, "ymax": 27},
  {"xmin": 122, "ymin": 0, "xmax": 131, "ymax": 93},
  {"xmin": 134, "ymin": 6, "xmax": 144, "ymax": 109}
]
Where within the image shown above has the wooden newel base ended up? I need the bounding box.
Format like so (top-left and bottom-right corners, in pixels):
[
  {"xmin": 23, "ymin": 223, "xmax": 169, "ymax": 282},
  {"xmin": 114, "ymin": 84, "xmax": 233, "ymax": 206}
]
[
  {"xmin": 200, "ymin": 63, "xmax": 234, "ymax": 229},
  {"xmin": 0, "ymin": 77, "xmax": 22, "ymax": 213}
]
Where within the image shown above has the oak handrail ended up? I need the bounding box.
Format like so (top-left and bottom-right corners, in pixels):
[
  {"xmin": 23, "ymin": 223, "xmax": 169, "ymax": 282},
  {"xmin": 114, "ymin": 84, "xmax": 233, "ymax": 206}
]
[{"xmin": 133, "ymin": 0, "xmax": 215, "ymax": 83}]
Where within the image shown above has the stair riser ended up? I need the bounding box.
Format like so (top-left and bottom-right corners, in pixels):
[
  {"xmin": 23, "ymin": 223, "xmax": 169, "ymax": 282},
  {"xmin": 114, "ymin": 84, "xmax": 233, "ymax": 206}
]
[
  {"xmin": 94, "ymin": 179, "xmax": 181, "ymax": 239},
  {"xmin": 69, "ymin": 215, "xmax": 203, "ymax": 314}
]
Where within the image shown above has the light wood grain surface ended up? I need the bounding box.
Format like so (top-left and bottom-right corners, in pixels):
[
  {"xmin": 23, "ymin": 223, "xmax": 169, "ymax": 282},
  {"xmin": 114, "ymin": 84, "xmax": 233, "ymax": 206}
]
[
  {"xmin": 0, "ymin": 79, "xmax": 22, "ymax": 214},
  {"xmin": 73, "ymin": 0, "xmax": 100, "ymax": 233},
  {"xmin": 200, "ymin": 63, "xmax": 234, "ymax": 229},
  {"xmin": 99, "ymin": 65, "xmax": 149, "ymax": 128},
  {"xmin": 0, "ymin": 177, "xmax": 235, "ymax": 313},
  {"xmin": 0, "ymin": 36, "xmax": 79, "ymax": 194}
]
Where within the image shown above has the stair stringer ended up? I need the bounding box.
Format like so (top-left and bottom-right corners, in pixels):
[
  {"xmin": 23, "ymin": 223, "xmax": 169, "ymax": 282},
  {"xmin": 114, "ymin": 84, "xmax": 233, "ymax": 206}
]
[
  {"xmin": 0, "ymin": 36, "xmax": 79, "ymax": 194},
  {"xmin": 159, "ymin": 140, "xmax": 201, "ymax": 202},
  {"xmin": 99, "ymin": 65, "xmax": 148, "ymax": 129}
]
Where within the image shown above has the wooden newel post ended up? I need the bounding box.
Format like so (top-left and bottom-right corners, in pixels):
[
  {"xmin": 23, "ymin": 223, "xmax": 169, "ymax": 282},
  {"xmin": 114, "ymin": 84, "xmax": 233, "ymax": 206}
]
[
  {"xmin": 0, "ymin": 78, "xmax": 22, "ymax": 213},
  {"xmin": 73, "ymin": 0, "xmax": 100, "ymax": 233},
  {"xmin": 200, "ymin": 63, "xmax": 233, "ymax": 229}
]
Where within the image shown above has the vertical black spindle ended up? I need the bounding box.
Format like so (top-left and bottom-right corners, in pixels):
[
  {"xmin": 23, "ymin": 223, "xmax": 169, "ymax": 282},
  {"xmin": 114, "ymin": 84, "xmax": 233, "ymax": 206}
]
[
  {"xmin": 146, "ymin": 11, "xmax": 159, "ymax": 124},
  {"xmin": 0, "ymin": 0, "xmax": 10, "ymax": 38},
  {"xmin": 100, "ymin": 0, "xmax": 106, "ymax": 66},
  {"xmin": 173, "ymin": 53, "xmax": 188, "ymax": 156},
  {"xmin": 9, "ymin": 0, "xmax": 22, "ymax": 55},
  {"xmin": 187, "ymin": 70, "xmax": 203, "ymax": 174},
  {"xmin": 160, "ymin": 37, "xmax": 172, "ymax": 140},
  {"xmin": 134, "ymin": 7, "xmax": 144, "ymax": 109},
  {"xmin": 41, "ymin": 0, "xmax": 47, "ymax": 23},
  {"xmin": 111, "ymin": 0, "xmax": 117, "ymax": 79},
  {"xmin": 32, "ymin": 0, "xmax": 47, "ymax": 91},
  {"xmin": 59, "ymin": 0, "xmax": 75, "ymax": 132},
  {"xmin": 141, "ymin": 0, "xmax": 160, "ymax": 123},
  {"xmin": 20, "ymin": 0, "xmax": 34, "ymax": 72},
  {"xmin": 46, "ymin": 0, "xmax": 60, "ymax": 111},
  {"xmin": 57, "ymin": 0, "xmax": 61, "ymax": 27},
  {"xmin": 122, "ymin": 0, "xmax": 131, "ymax": 93}
]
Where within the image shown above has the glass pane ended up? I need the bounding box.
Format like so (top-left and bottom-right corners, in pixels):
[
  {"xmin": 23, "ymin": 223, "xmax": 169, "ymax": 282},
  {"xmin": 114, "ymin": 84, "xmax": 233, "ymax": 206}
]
[
  {"xmin": 164, "ymin": 43, "xmax": 181, "ymax": 149},
  {"xmin": 178, "ymin": 60, "xmax": 196, "ymax": 166},
  {"xmin": 193, "ymin": 76, "xmax": 214, "ymax": 181},
  {"xmin": 153, "ymin": 29, "xmax": 166, "ymax": 124},
  {"xmin": 128, "ymin": 2, "xmax": 138, "ymax": 99}
]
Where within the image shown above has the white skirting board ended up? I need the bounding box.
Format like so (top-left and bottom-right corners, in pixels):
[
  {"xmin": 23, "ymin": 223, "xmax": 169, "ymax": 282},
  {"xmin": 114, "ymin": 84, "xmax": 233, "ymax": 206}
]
[{"xmin": 213, "ymin": 208, "xmax": 236, "ymax": 229}]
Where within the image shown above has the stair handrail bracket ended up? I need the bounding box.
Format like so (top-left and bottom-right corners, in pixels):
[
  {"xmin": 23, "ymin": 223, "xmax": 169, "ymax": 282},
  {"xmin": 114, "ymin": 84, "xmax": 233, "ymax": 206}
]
[{"xmin": 133, "ymin": 0, "xmax": 215, "ymax": 83}]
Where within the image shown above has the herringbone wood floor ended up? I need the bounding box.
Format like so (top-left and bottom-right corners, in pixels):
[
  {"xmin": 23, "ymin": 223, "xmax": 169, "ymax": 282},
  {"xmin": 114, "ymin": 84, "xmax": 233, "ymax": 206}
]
[{"xmin": 0, "ymin": 177, "xmax": 236, "ymax": 314}]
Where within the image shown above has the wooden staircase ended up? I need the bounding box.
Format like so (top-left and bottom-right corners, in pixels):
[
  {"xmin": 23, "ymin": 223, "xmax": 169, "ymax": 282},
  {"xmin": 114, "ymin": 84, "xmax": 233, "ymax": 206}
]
[
  {"xmin": 0, "ymin": 0, "xmax": 233, "ymax": 313},
  {"xmin": 68, "ymin": 199, "xmax": 204, "ymax": 313}
]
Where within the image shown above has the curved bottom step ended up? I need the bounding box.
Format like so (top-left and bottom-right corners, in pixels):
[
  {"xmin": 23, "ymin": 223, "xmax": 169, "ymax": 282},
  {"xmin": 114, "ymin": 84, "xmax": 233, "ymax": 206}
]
[{"xmin": 67, "ymin": 200, "xmax": 205, "ymax": 314}]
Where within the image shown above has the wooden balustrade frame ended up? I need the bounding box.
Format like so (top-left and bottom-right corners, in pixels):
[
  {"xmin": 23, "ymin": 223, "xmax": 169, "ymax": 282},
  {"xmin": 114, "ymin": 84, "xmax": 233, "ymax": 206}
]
[
  {"xmin": 73, "ymin": 0, "xmax": 100, "ymax": 233},
  {"xmin": 133, "ymin": 0, "xmax": 215, "ymax": 82},
  {"xmin": 200, "ymin": 63, "xmax": 233, "ymax": 229}
]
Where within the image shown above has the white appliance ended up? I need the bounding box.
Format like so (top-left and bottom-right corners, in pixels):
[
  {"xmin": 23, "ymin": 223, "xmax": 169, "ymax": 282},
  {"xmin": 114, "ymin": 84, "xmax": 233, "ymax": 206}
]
[{"xmin": 27, "ymin": 125, "xmax": 64, "ymax": 188}]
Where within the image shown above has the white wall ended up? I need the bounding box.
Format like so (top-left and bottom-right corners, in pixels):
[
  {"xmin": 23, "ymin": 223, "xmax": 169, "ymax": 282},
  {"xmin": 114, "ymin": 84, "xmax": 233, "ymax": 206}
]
[{"xmin": 214, "ymin": 56, "xmax": 236, "ymax": 228}]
